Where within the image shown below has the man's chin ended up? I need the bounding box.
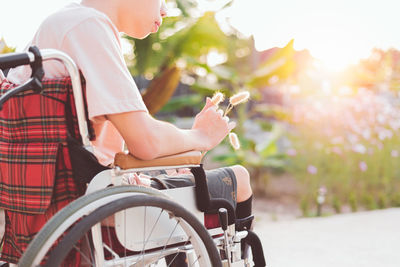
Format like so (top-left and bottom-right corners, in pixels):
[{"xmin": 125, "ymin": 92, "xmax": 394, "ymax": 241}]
[
  {"xmin": 124, "ymin": 31, "xmax": 151, "ymax": 40},
  {"xmin": 139, "ymin": 32, "xmax": 151, "ymax": 39}
]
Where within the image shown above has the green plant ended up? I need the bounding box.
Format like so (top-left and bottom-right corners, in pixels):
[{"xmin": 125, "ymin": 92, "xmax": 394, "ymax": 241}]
[
  {"xmin": 377, "ymin": 193, "xmax": 388, "ymax": 209},
  {"xmin": 0, "ymin": 37, "xmax": 15, "ymax": 54},
  {"xmin": 300, "ymin": 197, "xmax": 310, "ymax": 217},
  {"xmin": 332, "ymin": 196, "xmax": 342, "ymax": 214},
  {"xmin": 349, "ymin": 192, "xmax": 358, "ymax": 212},
  {"xmin": 362, "ymin": 194, "xmax": 377, "ymax": 210},
  {"xmin": 391, "ymin": 193, "xmax": 400, "ymax": 207}
]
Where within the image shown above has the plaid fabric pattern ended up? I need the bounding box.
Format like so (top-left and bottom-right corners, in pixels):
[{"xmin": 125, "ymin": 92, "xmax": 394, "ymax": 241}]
[{"xmin": 0, "ymin": 77, "xmax": 87, "ymax": 263}]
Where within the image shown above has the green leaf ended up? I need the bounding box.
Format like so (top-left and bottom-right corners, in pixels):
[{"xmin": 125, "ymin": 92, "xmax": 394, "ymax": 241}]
[
  {"xmin": 0, "ymin": 38, "xmax": 15, "ymax": 54},
  {"xmin": 212, "ymin": 153, "xmax": 239, "ymax": 165},
  {"xmin": 160, "ymin": 94, "xmax": 202, "ymax": 113},
  {"xmin": 262, "ymin": 158, "xmax": 286, "ymax": 168},
  {"xmin": 257, "ymin": 141, "xmax": 278, "ymax": 158},
  {"xmin": 190, "ymin": 81, "xmax": 224, "ymax": 95},
  {"xmin": 246, "ymin": 39, "xmax": 296, "ymax": 88}
]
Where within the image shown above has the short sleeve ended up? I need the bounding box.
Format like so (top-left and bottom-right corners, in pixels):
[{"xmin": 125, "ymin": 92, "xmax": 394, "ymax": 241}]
[{"xmin": 61, "ymin": 17, "xmax": 148, "ymax": 120}]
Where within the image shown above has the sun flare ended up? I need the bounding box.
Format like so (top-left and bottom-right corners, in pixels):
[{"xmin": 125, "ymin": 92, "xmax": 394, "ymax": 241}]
[
  {"xmin": 298, "ymin": 39, "xmax": 372, "ymax": 72},
  {"xmin": 223, "ymin": 0, "xmax": 398, "ymax": 72}
]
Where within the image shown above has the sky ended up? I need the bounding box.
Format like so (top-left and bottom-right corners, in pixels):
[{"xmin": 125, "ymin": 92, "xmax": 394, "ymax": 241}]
[{"xmin": 1, "ymin": 0, "xmax": 399, "ymax": 70}]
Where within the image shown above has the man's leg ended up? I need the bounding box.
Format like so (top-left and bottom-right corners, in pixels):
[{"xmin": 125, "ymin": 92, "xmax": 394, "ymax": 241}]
[
  {"xmin": 231, "ymin": 165, "xmax": 253, "ymax": 219},
  {"xmin": 230, "ymin": 165, "xmax": 255, "ymax": 260},
  {"xmin": 157, "ymin": 165, "xmax": 254, "ymax": 218}
]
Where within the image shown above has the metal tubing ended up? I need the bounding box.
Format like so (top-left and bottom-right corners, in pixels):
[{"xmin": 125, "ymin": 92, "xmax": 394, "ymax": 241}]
[{"xmin": 19, "ymin": 49, "xmax": 92, "ymax": 150}]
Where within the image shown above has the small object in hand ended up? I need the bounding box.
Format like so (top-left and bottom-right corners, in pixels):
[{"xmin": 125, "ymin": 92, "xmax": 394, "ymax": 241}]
[
  {"xmin": 211, "ymin": 91, "xmax": 225, "ymax": 106},
  {"xmin": 229, "ymin": 132, "xmax": 240, "ymax": 150},
  {"xmin": 229, "ymin": 91, "xmax": 250, "ymax": 106},
  {"xmin": 224, "ymin": 91, "xmax": 250, "ymax": 116}
]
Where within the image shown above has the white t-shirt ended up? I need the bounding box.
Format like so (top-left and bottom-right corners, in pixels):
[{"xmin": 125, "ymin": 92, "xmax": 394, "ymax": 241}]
[{"xmin": 7, "ymin": 3, "xmax": 148, "ymax": 166}]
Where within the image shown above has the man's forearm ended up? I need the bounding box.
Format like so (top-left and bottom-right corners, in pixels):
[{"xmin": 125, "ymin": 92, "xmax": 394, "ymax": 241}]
[
  {"xmin": 108, "ymin": 99, "xmax": 232, "ymax": 160},
  {"xmin": 140, "ymin": 118, "xmax": 207, "ymax": 159},
  {"xmin": 107, "ymin": 111, "xmax": 207, "ymax": 160}
]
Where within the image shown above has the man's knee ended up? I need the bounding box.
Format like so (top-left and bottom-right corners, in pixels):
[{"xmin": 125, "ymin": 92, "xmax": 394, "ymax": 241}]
[
  {"xmin": 231, "ymin": 165, "xmax": 250, "ymax": 184},
  {"xmin": 231, "ymin": 165, "xmax": 252, "ymax": 201}
]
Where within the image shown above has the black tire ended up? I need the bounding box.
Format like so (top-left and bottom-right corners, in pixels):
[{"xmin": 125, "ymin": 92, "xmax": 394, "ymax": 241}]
[
  {"xmin": 45, "ymin": 195, "xmax": 222, "ymax": 267},
  {"xmin": 19, "ymin": 186, "xmax": 168, "ymax": 267}
]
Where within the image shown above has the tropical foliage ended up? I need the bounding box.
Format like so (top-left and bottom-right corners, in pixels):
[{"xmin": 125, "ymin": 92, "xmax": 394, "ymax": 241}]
[
  {"xmin": 124, "ymin": 0, "xmax": 229, "ymax": 114},
  {"xmin": 123, "ymin": 0, "xmax": 293, "ymax": 192},
  {"xmin": 130, "ymin": 1, "xmax": 400, "ymax": 215}
]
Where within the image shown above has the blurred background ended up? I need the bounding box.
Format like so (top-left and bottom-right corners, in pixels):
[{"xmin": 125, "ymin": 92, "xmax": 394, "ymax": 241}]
[{"xmin": 2, "ymin": 0, "xmax": 400, "ymax": 218}]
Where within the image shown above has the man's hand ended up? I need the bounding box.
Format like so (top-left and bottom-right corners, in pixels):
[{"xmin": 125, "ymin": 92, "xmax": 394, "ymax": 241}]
[{"xmin": 192, "ymin": 97, "xmax": 236, "ymax": 151}]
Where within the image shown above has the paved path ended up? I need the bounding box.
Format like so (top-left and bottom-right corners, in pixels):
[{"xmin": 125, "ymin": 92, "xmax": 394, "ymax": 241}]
[{"xmin": 253, "ymin": 208, "xmax": 400, "ymax": 267}]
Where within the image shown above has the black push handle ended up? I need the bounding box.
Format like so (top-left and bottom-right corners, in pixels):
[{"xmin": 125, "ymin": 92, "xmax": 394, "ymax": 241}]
[
  {"xmin": 0, "ymin": 46, "xmax": 44, "ymax": 110},
  {"xmin": 218, "ymin": 208, "xmax": 228, "ymax": 231},
  {"xmin": 0, "ymin": 47, "xmax": 44, "ymax": 81},
  {"xmin": 29, "ymin": 46, "xmax": 44, "ymax": 81},
  {"xmin": 0, "ymin": 52, "xmax": 31, "ymax": 70}
]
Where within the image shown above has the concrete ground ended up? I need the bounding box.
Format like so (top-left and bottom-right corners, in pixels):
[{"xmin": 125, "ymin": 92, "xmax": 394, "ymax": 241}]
[{"xmin": 253, "ymin": 208, "xmax": 400, "ymax": 267}]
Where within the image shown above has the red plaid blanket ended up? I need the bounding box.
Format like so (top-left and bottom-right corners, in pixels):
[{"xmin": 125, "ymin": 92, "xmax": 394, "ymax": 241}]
[{"xmin": 0, "ymin": 77, "xmax": 86, "ymax": 263}]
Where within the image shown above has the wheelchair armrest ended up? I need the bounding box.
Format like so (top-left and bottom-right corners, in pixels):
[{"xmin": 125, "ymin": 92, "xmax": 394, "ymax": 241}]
[{"xmin": 114, "ymin": 151, "xmax": 202, "ymax": 170}]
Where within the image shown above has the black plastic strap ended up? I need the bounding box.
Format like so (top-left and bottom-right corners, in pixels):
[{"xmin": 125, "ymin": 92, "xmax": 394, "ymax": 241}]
[
  {"xmin": 242, "ymin": 230, "xmax": 266, "ymax": 267},
  {"xmin": 208, "ymin": 198, "xmax": 236, "ymax": 225},
  {"xmin": 191, "ymin": 166, "xmax": 211, "ymax": 210},
  {"xmin": 191, "ymin": 165, "xmax": 236, "ymax": 225},
  {"xmin": 28, "ymin": 46, "xmax": 44, "ymax": 93},
  {"xmin": 29, "ymin": 46, "xmax": 44, "ymax": 80},
  {"xmin": 0, "ymin": 77, "xmax": 36, "ymax": 110},
  {"xmin": 235, "ymin": 215, "xmax": 254, "ymax": 231}
]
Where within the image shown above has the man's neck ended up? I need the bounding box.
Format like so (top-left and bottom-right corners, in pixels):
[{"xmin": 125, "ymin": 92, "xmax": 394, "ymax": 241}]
[{"xmin": 81, "ymin": 0, "xmax": 120, "ymax": 30}]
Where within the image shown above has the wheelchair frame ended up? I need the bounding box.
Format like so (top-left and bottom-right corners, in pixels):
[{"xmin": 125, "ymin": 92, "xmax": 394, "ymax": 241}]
[{"xmin": 0, "ymin": 48, "xmax": 265, "ymax": 267}]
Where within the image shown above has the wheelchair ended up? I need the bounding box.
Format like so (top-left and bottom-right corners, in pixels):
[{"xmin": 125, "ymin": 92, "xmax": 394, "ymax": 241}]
[{"xmin": 0, "ymin": 47, "xmax": 266, "ymax": 266}]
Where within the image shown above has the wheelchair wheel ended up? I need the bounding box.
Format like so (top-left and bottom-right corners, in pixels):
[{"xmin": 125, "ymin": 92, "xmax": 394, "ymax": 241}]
[
  {"xmin": 19, "ymin": 186, "xmax": 174, "ymax": 267},
  {"xmin": 44, "ymin": 195, "xmax": 221, "ymax": 266}
]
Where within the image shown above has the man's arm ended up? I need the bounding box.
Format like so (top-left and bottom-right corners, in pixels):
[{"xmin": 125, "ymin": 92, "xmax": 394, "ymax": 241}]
[{"xmin": 107, "ymin": 98, "xmax": 236, "ymax": 160}]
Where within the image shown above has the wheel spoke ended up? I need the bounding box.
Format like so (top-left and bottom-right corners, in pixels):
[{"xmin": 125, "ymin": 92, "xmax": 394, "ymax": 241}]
[
  {"xmin": 136, "ymin": 208, "xmax": 164, "ymax": 264},
  {"xmin": 125, "ymin": 209, "xmax": 127, "ymax": 267},
  {"xmin": 189, "ymin": 255, "xmax": 201, "ymax": 267},
  {"xmin": 141, "ymin": 206, "xmax": 147, "ymax": 267},
  {"xmin": 166, "ymin": 237, "xmax": 191, "ymax": 267},
  {"xmin": 157, "ymin": 220, "xmax": 180, "ymax": 261},
  {"xmin": 104, "ymin": 218, "xmax": 119, "ymax": 264},
  {"xmin": 84, "ymin": 233, "xmax": 95, "ymax": 266},
  {"xmin": 72, "ymin": 242, "xmax": 92, "ymax": 265}
]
